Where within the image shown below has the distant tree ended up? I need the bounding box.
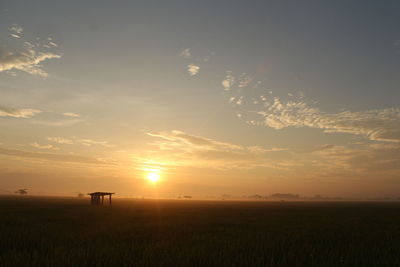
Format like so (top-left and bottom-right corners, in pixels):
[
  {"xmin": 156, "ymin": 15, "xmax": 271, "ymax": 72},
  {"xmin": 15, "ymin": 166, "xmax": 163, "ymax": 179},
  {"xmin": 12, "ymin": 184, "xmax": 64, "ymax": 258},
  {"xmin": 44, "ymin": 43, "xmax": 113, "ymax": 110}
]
[
  {"xmin": 248, "ymin": 194, "xmax": 265, "ymax": 200},
  {"xmin": 15, "ymin": 189, "xmax": 28, "ymax": 195},
  {"xmin": 270, "ymin": 193, "xmax": 299, "ymax": 200}
]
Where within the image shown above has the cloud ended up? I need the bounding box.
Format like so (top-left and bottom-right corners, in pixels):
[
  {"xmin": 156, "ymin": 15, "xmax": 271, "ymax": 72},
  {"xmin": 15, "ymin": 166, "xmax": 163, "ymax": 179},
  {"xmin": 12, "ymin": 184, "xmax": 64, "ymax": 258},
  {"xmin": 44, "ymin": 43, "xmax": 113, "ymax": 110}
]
[
  {"xmin": 235, "ymin": 96, "xmax": 243, "ymax": 106},
  {"xmin": 1, "ymin": 25, "xmax": 61, "ymax": 77},
  {"xmin": 218, "ymin": 71, "xmax": 400, "ymax": 142},
  {"xmin": 48, "ymin": 42, "xmax": 58, "ymax": 47},
  {"xmin": 147, "ymin": 130, "xmax": 242, "ymax": 151},
  {"xmin": 179, "ymin": 48, "xmax": 191, "ymax": 59},
  {"xmin": 0, "ymin": 106, "xmax": 41, "ymax": 118},
  {"xmin": 46, "ymin": 136, "xmax": 112, "ymax": 147},
  {"xmin": 46, "ymin": 137, "xmax": 74, "ymax": 144},
  {"xmin": 238, "ymin": 75, "xmax": 252, "ymax": 88},
  {"xmin": 256, "ymin": 97, "xmax": 400, "ymax": 142},
  {"xmin": 221, "ymin": 72, "xmax": 255, "ymax": 91},
  {"xmin": 145, "ymin": 131, "xmax": 400, "ymax": 176},
  {"xmin": 146, "ymin": 130, "xmax": 289, "ymax": 169},
  {"xmin": 222, "ymin": 72, "xmax": 235, "ymax": 91},
  {"xmin": 10, "ymin": 34, "xmax": 21, "ymax": 39},
  {"xmin": 9, "ymin": 25, "xmax": 23, "ymax": 38},
  {"xmin": 310, "ymin": 143, "xmax": 400, "ymax": 175},
  {"xmin": 30, "ymin": 119, "xmax": 84, "ymax": 127},
  {"xmin": 0, "ymin": 147, "xmax": 106, "ymax": 164},
  {"xmin": 30, "ymin": 142, "xmax": 59, "ymax": 150},
  {"xmin": 78, "ymin": 139, "xmax": 113, "ymax": 148},
  {"xmin": 0, "ymin": 47, "xmax": 61, "ymax": 77},
  {"xmin": 9, "ymin": 25, "xmax": 23, "ymax": 34},
  {"xmin": 62, "ymin": 112, "xmax": 80, "ymax": 118},
  {"xmin": 187, "ymin": 64, "xmax": 200, "ymax": 76}
]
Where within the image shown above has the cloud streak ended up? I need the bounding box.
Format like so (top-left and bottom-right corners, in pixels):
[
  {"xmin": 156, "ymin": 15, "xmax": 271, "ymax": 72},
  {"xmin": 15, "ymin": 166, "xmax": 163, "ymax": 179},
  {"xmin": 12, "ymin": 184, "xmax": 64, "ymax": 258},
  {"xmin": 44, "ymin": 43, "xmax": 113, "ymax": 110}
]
[
  {"xmin": 46, "ymin": 136, "xmax": 112, "ymax": 147},
  {"xmin": 0, "ymin": 106, "xmax": 41, "ymax": 118},
  {"xmin": 146, "ymin": 130, "xmax": 289, "ymax": 169},
  {"xmin": 0, "ymin": 24, "xmax": 61, "ymax": 77},
  {"xmin": 310, "ymin": 143, "xmax": 400, "ymax": 176},
  {"xmin": 62, "ymin": 112, "xmax": 80, "ymax": 118},
  {"xmin": 9, "ymin": 25, "xmax": 23, "ymax": 38},
  {"xmin": 30, "ymin": 142, "xmax": 59, "ymax": 150},
  {"xmin": 0, "ymin": 47, "xmax": 61, "ymax": 77},
  {"xmin": 257, "ymin": 97, "xmax": 400, "ymax": 142},
  {"xmin": 0, "ymin": 147, "xmax": 107, "ymax": 165},
  {"xmin": 46, "ymin": 137, "xmax": 74, "ymax": 144}
]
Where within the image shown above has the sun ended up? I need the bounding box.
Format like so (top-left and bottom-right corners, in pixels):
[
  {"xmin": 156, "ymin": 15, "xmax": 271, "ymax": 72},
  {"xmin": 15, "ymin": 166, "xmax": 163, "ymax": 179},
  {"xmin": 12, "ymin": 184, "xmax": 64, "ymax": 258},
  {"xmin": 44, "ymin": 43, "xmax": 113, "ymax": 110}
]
[{"xmin": 147, "ymin": 172, "xmax": 160, "ymax": 182}]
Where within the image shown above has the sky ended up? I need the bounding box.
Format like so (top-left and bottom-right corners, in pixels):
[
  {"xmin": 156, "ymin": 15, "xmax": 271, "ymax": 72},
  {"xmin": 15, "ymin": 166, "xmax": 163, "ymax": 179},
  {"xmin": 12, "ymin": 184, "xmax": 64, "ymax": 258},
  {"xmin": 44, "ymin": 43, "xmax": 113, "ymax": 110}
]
[{"xmin": 1, "ymin": 0, "xmax": 400, "ymax": 198}]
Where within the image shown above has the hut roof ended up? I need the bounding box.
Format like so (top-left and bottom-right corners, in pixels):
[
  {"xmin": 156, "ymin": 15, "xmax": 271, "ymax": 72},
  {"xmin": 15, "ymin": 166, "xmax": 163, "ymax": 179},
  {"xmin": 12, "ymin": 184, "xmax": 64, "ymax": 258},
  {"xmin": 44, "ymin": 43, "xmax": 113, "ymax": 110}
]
[{"xmin": 88, "ymin": 192, "xmax": 115, "ymax": 196}]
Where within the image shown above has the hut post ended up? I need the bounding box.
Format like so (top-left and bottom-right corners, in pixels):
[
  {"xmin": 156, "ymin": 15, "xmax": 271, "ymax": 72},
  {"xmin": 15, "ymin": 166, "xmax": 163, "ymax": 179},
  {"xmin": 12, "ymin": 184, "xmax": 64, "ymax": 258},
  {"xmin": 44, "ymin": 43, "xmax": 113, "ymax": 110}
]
[{"xmin": 88, "ymin": 192, "xmax": 115, "ymax": 206}]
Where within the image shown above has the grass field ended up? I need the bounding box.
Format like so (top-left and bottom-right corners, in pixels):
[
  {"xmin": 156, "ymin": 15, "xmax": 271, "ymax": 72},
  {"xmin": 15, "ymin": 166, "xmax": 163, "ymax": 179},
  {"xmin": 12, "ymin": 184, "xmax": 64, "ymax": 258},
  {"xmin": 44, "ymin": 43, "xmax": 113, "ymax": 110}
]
[{"xmin": 1, "ymin": 196, "xmax": 400, "ymax": 266}]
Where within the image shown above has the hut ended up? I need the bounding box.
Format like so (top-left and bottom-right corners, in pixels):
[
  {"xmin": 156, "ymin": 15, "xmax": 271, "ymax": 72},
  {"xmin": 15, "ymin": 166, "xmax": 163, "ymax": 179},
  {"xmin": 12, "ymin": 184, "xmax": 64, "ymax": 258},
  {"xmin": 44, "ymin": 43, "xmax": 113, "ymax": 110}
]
[{"xmin": 88, "ymin": 192, "xmax": 114, "ymax": 206}]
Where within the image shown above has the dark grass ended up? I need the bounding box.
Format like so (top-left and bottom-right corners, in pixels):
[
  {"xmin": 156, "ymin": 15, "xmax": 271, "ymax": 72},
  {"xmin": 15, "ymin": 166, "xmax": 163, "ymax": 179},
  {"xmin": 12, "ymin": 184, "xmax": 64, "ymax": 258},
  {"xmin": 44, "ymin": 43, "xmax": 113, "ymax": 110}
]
[{"xmin": 1, "ymin": 196, "xmax": 400, "ymax": 266}]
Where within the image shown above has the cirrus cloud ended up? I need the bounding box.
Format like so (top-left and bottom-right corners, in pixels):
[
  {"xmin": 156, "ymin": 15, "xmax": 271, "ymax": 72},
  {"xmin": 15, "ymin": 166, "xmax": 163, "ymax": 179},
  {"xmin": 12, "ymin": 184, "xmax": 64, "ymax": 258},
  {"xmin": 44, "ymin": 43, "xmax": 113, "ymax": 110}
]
[
  {"xmin": 0, "ymin": 106, "xmax": 41, "ymax": 118},
  {"xmin": 62, "ymin": 112, "xmax": 80, "ymax": 118},
  {"xmin": 0, "ymin": 24, "xmax": 61, "ymax": 77},
  {"xmin": 30, "ymin": 142, "xmax": 59, "ymax": 150},
  {"xmin": 257, "ymin": 97, "xmax": 400, "ymax": 142},
  {"xmin": 146, "ymin": 130, "xmax": 289, "ymax": 169},
  {"xmin": 0, "ymin": 47, "xmax": 61, "ymax": 77}
]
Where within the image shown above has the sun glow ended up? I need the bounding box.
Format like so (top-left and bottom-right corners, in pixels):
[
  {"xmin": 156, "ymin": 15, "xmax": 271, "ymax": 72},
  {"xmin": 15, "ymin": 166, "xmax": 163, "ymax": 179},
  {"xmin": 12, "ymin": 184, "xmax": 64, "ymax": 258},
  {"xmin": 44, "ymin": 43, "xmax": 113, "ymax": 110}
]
[{"xmin": 146, "ymin": 172, "xmax": 160, "ymax": 182}]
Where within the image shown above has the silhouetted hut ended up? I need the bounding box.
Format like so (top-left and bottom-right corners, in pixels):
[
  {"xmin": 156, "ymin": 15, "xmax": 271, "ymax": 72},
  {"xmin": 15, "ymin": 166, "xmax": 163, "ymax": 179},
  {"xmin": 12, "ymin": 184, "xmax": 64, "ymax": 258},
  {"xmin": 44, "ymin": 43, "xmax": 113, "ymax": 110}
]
[{"xmin": 88, "ymin": 192, "xmax": 114, "ymax": 206}]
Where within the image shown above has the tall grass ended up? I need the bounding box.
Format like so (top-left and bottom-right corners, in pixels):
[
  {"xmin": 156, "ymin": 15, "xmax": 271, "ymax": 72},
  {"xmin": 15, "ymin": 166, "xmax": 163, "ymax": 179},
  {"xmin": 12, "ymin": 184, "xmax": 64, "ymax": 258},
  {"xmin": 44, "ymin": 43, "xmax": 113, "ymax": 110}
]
[{"xmin": 1, "ymin": 197, "xmax": 400, "ymax": 266}]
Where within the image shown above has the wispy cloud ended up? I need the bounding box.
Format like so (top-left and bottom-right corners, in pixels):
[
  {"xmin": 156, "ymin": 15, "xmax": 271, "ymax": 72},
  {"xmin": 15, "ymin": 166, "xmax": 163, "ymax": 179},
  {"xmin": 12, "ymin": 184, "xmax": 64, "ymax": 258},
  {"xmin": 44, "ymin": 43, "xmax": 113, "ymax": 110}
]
[
  {"xmin": 179, "ymin": 48, "xmax": 191, "ymax": 59},
  {"xmin": 222, "ymin": 72, "xmax": 235, "ymax": 91},
  {"xmin": 310, "ymin": 143, "xmax": 400, "ymax": 175},
  {"xmin": 30, "ymin": 142, "xmax": 59, "ymax": 150},
  {"xmin": 147, "ymin": 130, "xmax": 400, "ymax": 176},
  {"xmin": 0, "ymin": 147, "xmax": 107, "ymax": 165},
  {"xmin": 0, "ymin": 24, "xmax": 61, "ymax": 77},
  {"xmin": 146, "ymin": 130, "xmax": 289, "ymax": 169},
  {"xmin": 0, "ymin": 106, "xmax": 41, "ymax": 118},
  {"xmin": 257, "ymin": 97, "xmax": 400, "ymax": 142},
  {"xmin": 10, "ymin": 34, "xmax": 21, "ymax": 39},
  {"xmin": 62, "ymin": 112, "xmax": 80, "ymax": 118},
  {"xmin": 9, "ymin": 24, "xmax": 23, "ymax": 38},
  {"xmin": 217, "ymin": 66, "xmax": 400, "ymax": 143},
  {"xmin": 46, "ymin": 137, "xmax": 74, "ymax": 144},
  {"xmin": 30, "ymin": 119, "xmax": 83, "ymax": 127},
  {"xmin": 221, "ymin": 72, "xmax": 255, "ymax": 91},
  {"xmin": 187, "ymin": 64, "xmax": 200, "ymax": 76},
  {"xmin": 78, "ymin": 139, "xmax": 113, "ymax": 148},
  {"xmin": 0, "ymin": 47, "xmax": 61, "ymax": 77},
  {"xmin": 148, "ymin": 130, "xmax": 242, "ymax": 151},
  {"xmin": 46, "ymin": 136, "xmax": 112, "ymax": 148}
]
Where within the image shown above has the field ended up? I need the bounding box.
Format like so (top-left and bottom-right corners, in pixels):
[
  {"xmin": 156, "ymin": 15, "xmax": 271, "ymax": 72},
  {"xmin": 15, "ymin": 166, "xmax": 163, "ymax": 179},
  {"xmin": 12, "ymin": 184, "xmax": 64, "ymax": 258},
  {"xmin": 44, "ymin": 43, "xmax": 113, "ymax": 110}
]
[{"xmin": 1, "ymin": 197, "xmax": 400, "ymax": 266}]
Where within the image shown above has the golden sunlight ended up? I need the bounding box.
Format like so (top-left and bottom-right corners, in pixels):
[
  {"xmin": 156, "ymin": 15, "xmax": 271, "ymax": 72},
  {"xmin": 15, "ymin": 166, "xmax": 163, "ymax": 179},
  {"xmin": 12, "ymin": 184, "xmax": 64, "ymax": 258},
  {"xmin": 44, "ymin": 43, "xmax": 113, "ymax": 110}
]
[{"xmin": 146, "ymin": 171, "xmax": 160, "ymax": 183}]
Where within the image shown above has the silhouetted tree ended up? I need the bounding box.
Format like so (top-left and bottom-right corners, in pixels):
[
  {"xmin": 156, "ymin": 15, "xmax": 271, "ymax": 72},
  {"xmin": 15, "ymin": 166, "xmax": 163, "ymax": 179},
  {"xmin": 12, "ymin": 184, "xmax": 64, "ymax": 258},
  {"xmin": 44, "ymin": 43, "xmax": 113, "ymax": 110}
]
[{"xmin": 15, "ymin": 189, "xmax": 28, "ymax": 195}]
